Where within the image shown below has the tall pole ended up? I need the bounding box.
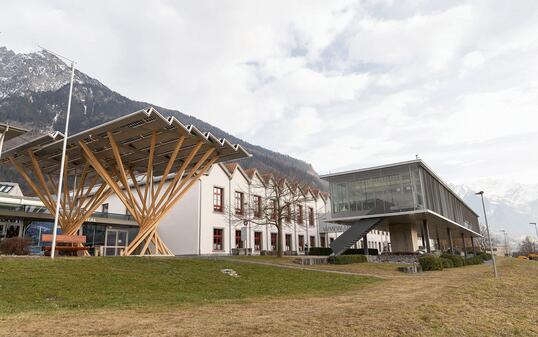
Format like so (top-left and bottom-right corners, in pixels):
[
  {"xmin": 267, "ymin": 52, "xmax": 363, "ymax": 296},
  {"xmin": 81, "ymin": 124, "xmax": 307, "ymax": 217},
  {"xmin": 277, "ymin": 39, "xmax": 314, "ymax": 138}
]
[
  {"xmin": 500, "ymin": 230, "xmax": 508, "ymax": 257},
  {"xmin": 531, "ymin": 222, "xmax": 538, "ymax": 240},
  {"xmin": 0, "ymin": 126, "xmax": 6, "ymax": 160},
  {"xmin": 476, "ymin": 191, "xmax": 498, "ymax": 278},
  {"xmin": 50, "ymin": 60, "xmax": 75, "ymax": 259}
]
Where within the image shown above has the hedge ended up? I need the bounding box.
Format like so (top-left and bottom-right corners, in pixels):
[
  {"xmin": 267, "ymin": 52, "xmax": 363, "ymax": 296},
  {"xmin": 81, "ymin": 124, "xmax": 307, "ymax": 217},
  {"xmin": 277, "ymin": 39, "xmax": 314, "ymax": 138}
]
[
  {"xmin": 440, "ymin": 257, "xmax": 454, "ymax": 268},
  {"xmin": 465, "ymin": 256, "xmax": 484, "ymax": 265},
  {"xmin": 476, "ymin": 252, "xmax": 492, "ymax": 261},
  {"xmin": 441, "ymin": 253, "xmax": 465, "ymax": 267},
  {"xmin": 307, "ymin": 247, "xmax": 333, "ymax": 256},
  {"xmin": 343, "ymin": 248, "xmax": 379, "ymax": 256},
  {"xmin": 418, "ymin": 255, "xmax": 443, "ymax": 271},
  {"xmin": 328, "ymin": 254, "xmax": 367, "ymax": 264},
  {"xmin": 0, "ymin": 237, "xmax": 31, "ymax": 255}
]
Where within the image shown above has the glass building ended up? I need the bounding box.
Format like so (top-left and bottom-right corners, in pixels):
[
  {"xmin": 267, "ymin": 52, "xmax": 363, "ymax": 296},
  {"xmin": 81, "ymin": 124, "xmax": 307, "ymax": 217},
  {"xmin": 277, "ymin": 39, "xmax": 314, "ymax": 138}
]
[{"xmin": 322, "ymin": 160, "xmax": 480, "ymax": 255}]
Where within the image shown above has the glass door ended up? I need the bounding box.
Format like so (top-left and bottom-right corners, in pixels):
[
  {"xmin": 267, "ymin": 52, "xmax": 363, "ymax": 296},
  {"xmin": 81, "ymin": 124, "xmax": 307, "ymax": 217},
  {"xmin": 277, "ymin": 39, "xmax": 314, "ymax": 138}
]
[{"xmin": 104, "ymin": 229, "xmax": 128, "ymax": 256}]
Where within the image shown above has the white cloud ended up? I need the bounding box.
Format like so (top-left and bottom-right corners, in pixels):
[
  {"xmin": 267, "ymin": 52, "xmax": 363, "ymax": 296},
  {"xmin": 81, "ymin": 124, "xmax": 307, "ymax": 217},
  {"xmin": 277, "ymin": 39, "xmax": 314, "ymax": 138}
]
[{"xmin": 1, "ymin": 0, "xmax": 538, "ymax": 186}]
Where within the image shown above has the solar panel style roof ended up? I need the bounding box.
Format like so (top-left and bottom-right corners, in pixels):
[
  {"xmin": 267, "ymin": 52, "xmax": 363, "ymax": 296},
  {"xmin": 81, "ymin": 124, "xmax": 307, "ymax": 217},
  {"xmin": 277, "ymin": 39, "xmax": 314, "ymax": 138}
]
[
  {"xmin": 0, "ymin": 123, "xmax": 28, "ymax": 141},
  {"xmin": 1, "ymin": 107, "xmax": 251, "ymax": 177}
]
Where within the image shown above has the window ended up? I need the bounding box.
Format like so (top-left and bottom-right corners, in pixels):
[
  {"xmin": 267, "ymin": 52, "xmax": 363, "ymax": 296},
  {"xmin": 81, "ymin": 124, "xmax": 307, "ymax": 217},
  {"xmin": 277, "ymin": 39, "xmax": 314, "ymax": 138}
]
[
  {"xmin": 0, "ymin": 184, "xmax": 13, "ymax": 193},
  {"xmin": 310, "ymin": 235, "xmax": 316, "ymax": 247},
  {"xmin": 213, "ymin": 228, "xmax": 224, "ymax": 251},
  {"xmin": 285, "ymin": 203, "xmax": 291, "ymax": 223},
  {"xmin": 213, "ymin": 187, "xmax": 224, "ymax": 212},
  {"xmin": 298, "ymin": 235, "xmax": 304, "ymax": 252},
  {"xmin": 320, "ymin": 234, "xmax": 326, "ymax": 248},
  {"xmin": 297, "ymin": 204, "xmax": 304, "ymax": 224},
  {"xmin": 253, "ymin": 195, "xmax": 262, "ymax": 218},
  {"xmin": 254, "ymin": 231, "xmax": 262, "ymax": 251},
  {"xmin": 102, "ymin": 203, "xmax": 109, "ymax": 214},
  {"xmin": 235, "ymin": 230, "xmax": 243, "ymax": 248},
  {"xmin": 271, "ymin": 233, "xmax": 277, "ymax": 250},
  {"xmin": 285, "ymin": 234, "xmax": 292, "ymax": 251},
  {"xmin": 234, "ymin": 191, "xmax": 244, "ymax": 215},
  {"xmin": 330, "ymin": 237, "xmax": 334, "ymax": 244},
  {"xmin": 271, "ymin": 200, "xmax": 277, "ymax": 220},
  {"xmin": 308, "ymin": 207, "xmax": 315, "ymax": 226}
]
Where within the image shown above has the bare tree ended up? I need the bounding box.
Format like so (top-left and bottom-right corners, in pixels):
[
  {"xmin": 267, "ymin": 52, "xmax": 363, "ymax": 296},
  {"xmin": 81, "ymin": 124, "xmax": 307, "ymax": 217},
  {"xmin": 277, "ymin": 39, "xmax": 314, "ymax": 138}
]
[
  {"xmin": 518, "ymin": 236, "xmax": 536, "ymax": 256},
  {"xmin": 475, "ymin": 224, "xmax": 490, "ymax": 251},
  {"xmin": 227, "ymin": 173, "xmax": 318, "ymax": 258}
]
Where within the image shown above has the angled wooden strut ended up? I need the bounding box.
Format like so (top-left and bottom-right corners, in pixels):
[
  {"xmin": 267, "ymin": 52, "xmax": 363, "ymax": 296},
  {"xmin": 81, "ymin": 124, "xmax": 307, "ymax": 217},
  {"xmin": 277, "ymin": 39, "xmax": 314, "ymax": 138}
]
[
  {"xmin": 79, "ymin": 131, "xmax": 220, "ymax": 256},
  {"xmin": 8, "ymin": 151, "xmax": 113, "ymax": 237}
]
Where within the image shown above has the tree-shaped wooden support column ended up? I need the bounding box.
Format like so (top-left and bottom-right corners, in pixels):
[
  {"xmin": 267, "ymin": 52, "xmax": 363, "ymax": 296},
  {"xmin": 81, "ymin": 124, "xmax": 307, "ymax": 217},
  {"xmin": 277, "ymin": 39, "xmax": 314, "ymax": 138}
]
[
  {"xmin": 79, "ymin": 131, "xmax": 220, "ymax": 256},
  {"xmin": 8, "ymin": 151, "xmax": 113, "ymax": 236}
]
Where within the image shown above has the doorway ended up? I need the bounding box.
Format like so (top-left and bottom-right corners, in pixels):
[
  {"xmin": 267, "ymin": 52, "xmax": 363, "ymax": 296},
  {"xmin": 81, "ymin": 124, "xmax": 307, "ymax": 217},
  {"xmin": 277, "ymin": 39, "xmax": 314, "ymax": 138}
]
[{"xmin": 104, "ymin": 229, "xmax": 128, "ymax": 256}]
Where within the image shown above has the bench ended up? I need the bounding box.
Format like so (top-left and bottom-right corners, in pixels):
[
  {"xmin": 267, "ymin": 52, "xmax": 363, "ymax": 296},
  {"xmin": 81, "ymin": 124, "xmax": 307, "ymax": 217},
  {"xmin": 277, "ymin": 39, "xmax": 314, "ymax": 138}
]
[{"xmin": 41, "ymin": 234, "xmax": 88, "ymax": 256}]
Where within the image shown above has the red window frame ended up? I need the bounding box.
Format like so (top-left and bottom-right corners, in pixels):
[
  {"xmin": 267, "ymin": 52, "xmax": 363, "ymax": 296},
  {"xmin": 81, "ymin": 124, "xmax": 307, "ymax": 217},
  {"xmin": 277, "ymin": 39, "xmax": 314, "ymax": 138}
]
[
  {"xmin": 254, "ymin": 231, "xmax": 262, "ymax": 251},
  {"xmin": 297, "ymin": 204, "xmax": 304, "ymax": 224},
  {"xmin": 235, "ymin": 229, "xmax": 243, "ymax": 248},
  {"xmin": 234, "ymin": 191, "xmax": 244, "ymax": 215},
  {"xmin": 308, "ymin": 207, "xmax": 315, "ymax": 227},
  {"xmin": 285, "ymin": 234, "xmax": 292, "ymax": 251},
  {"xmin": 271, "ymin": 233, "xmax": 277, "ymax": 250},
  {"xmin": 253, "ymin": 195, "xmax": 262, "ymax": 218},
  {"xmin": 213, "ymin": 187, "xmax": 224, "ymax": 212},
  {"xmin": 298, "ymin": 235, "xmax": 304, "ymax": 252},
  {"xmin": 213, "ymin": 228, "xmax": 224, "ymax": 251}
]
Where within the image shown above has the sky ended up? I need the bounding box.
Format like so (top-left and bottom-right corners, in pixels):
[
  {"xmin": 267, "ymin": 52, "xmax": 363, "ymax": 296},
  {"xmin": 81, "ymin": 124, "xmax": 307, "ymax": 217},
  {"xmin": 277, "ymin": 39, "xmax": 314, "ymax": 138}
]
[{"xmin": 1, "ymin": 0, "xmax": 538, "ymax": 191}]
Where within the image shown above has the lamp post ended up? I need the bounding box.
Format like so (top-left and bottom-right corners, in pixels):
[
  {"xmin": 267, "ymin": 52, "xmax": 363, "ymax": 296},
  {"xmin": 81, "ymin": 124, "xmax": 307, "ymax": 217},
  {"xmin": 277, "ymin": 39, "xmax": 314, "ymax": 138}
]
[
  {"xmin": 530, "ymin": 222, "xmax": 538, "ymax": 240},
  {"xmin": 39, "ymin": 46, "xmax": 76, "ymax": 259},
  {"xmin": 500, "ymin": 230, "xmax": 509, "ymax": 257},
  {"xmin": 475, "ymin": 191, "xmax": 498, "ymax": 278}
]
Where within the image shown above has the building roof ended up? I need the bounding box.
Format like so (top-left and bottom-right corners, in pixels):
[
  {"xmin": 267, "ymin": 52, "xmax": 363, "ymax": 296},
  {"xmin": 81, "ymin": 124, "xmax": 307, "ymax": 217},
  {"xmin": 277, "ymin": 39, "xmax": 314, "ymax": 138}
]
[
  {"xmin": 1, "ymin": 107, "xmax": 251, "ymax": 177},
  {"xmin": 0, "ymin": 123, "xmax": 28, "ymax": 142}
]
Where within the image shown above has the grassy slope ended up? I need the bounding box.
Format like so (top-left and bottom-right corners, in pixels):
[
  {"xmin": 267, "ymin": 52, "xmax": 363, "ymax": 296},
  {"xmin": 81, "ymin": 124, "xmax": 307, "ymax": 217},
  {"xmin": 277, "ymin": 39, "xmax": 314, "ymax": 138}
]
[{"xmin": 0, "ymin": 257, "xmax": 377, "ymax": 314}]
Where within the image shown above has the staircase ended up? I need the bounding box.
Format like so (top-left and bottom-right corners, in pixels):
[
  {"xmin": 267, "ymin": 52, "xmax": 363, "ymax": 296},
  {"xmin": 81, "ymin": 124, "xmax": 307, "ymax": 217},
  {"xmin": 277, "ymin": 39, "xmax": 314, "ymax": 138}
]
[{"xmin": 329, "ymin": 217, "xmax": 383, "ymax": 256}]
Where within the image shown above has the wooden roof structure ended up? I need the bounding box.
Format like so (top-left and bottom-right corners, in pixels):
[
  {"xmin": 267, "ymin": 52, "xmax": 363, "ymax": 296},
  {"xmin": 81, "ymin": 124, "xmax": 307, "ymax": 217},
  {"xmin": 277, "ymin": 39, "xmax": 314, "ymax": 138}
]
[{"xmin": 2, "ymin": 107, "xmax": 250, "ymax": 255}]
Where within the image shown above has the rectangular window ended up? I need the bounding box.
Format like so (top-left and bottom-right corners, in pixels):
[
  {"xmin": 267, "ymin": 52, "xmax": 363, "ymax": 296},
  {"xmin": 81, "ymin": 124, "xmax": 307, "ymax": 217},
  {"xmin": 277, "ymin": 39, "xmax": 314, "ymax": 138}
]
[
  {"xmin": 310, "ymin": 235, "xmax": 316, "ymax": 247},
  {"xmin": 253, "ymin": 195, "xmax": 262, "ymax": 218},
  {"xmin": 102, "ymin": 203, "xmax": 109, "ymax": 214},
  {"xmin": 297, "ymin": 204, "xmax": 304, "ymax": 224},
  {"xmin": 235, "ymin": 229, "xmax": 243, "ymax": 248},
  {"xmin": 271, "ymin": 233, "xmax": 277, "ymax": 250},
  {"xmin": 285, "ymin": 234, "xmax": 292, "ymax": 251},
  {"xmin": 213, "ymin": 228, "xmax": 224, "ymax": 251},
  {"xmin": 254, "ymin": 231, "xmax": 262, "ymax": 251},
  {"xmin": 285, "ymin": 203, "xmax": 291, "ymax": 223},
  {"xmin": 298, "ymin": 235, "xmax": 304, "ymax": 252},
  {"xmin": 320, "ymin": 234, "xmax": 326, "ymax": 248},
  {"xmin": 213, "ymin": 187, "xmax": 224, "ymax": 212},
  {"xmin": 308, "ymin": 207, "xmax": 315, "ymax": 227},
  {"xmin": 234, "ymin": 191, "xmax": 244, "ymax": 215}
]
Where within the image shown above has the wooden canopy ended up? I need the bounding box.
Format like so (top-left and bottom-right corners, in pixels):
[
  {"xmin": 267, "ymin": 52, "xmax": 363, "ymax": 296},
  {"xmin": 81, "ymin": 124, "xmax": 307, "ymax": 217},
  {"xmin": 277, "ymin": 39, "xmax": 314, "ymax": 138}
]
[
  {"xmin": 2, "ymin": 107, "xmax": 250, "ymax": 255},
  {"xmin": 0, "ymin": 123, "xmax": 28, "ymax": 142}
]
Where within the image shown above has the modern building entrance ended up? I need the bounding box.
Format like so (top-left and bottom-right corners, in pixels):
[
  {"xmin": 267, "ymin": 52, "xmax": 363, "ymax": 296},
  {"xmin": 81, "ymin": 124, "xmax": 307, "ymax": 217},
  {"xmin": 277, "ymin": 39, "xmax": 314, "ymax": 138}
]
[{"xmin": 104, "ymin": 229, "xmax": 129, "ymax": 256}]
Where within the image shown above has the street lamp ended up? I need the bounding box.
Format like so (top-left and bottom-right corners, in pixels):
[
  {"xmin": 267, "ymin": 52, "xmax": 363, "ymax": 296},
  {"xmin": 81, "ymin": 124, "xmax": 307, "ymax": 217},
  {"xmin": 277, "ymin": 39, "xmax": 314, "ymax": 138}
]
[
  {"xmin": 500, "ymin": 230, "xmax": 509, "ymax": 257},
  {"xmin": 475, "ymin": 191, "xmax": 498, "ymax": 278},
  {"xmin": 530, "ymin": 222, "xmax": 538, "ymax": 240}
]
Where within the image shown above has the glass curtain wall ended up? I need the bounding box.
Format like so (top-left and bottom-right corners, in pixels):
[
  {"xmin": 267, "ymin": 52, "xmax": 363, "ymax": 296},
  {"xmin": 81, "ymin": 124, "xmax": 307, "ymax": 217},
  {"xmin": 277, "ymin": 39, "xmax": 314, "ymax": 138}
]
[{"xmin": 330, "ymin": 163, "xmax": 424, "ymax": 218}]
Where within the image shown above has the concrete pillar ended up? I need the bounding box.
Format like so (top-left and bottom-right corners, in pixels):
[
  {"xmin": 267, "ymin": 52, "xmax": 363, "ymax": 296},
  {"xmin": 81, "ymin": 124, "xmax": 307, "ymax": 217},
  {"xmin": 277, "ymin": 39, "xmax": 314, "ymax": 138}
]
[
  {"xmin": 362, "ymin": 234, "xmax": 368, "ymax": 255},
  {"xmin": 447, "ymin": 227, "xmax": 454, "ymax": 255},
  {"xmin": 461, "ymin": 233, "xmax": 467, "ymax": 258},
  {"xmin": 436, "ymin": 227, "xmax": 441, "ymax": 251},
  {"xmin": 422, "ymin": 220, "xmax": 431, "ymax": 253},
  {"xmin": 389, "ymin": 223, "xmax": 419, "ymax": 253},
  {"xmin": 471, "ymin": 236, "xmax": 476, "ymax": 254}
]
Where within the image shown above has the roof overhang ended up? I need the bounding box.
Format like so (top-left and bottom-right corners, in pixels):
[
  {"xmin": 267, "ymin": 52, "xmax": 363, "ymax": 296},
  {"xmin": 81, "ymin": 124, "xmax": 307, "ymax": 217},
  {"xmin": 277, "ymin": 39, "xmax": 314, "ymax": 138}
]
[{"xmin": 0, "ymin": 123, "xmax": 28, "ymax": 142}]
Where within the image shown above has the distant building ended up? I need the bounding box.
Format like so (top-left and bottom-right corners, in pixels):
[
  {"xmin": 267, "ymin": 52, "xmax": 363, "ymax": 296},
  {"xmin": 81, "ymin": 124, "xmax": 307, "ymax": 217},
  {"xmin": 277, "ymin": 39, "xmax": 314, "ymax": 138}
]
[{"xmin": 321, "ymin": 160, "xmax": 480, "ymax": 256}]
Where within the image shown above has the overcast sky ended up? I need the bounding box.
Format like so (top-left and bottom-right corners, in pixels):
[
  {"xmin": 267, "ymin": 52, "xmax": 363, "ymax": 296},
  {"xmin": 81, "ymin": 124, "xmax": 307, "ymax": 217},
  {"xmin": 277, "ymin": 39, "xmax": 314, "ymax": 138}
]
[{"xmin": 1, "ymin": 0, "xmax": 537, "ymax": 190}]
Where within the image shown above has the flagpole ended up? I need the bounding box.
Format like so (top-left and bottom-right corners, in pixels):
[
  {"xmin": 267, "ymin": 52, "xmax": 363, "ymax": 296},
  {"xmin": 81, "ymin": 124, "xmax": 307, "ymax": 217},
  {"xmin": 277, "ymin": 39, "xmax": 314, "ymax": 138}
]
[{"xmin": 50, "ymin": 59, "xmax": 75, "ymax": 259}]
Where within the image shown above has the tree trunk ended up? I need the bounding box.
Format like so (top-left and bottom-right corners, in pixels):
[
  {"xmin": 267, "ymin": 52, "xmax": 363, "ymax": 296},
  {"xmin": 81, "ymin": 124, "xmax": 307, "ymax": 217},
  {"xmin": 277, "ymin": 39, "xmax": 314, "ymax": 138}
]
[{"xmin": 277, "ymin": 220, "xmax": 283, "ymax": 258}]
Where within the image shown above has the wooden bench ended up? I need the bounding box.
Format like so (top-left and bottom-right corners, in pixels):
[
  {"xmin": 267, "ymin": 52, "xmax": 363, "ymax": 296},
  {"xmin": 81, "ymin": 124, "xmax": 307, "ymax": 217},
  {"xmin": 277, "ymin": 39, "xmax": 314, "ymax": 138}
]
[{"xmin": 41, "ymin": 234, "xmax": 88, "ymax": 256}]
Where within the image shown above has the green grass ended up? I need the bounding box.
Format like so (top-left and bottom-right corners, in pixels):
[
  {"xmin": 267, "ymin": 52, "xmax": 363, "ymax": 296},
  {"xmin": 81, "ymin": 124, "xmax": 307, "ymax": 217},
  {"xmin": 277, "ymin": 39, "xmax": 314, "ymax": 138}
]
[{"xmin": 0, "ymin": 257, "xmax": 377, "ymax": 314}]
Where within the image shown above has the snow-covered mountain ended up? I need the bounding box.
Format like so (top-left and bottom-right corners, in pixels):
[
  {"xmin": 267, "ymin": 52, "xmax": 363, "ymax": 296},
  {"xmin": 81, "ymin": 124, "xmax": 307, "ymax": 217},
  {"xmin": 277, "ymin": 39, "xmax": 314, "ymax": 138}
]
[{"xmin": 452, "ymin": 181, "xmax": 538, "ymax": 240}]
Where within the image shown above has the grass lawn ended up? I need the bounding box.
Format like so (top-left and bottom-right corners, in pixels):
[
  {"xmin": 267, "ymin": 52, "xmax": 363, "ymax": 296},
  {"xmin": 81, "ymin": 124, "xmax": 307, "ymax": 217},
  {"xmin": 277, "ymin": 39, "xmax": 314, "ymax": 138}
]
[{"xmin": 0, "ymin": 256, "xmax": 377, "ymax": 314}]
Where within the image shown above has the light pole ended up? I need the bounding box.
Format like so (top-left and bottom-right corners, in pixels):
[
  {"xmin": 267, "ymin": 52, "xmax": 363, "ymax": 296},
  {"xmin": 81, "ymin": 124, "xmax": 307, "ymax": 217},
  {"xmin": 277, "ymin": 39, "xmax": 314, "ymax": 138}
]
[
  {"xmin": 475, "ymin": 191, "xmax": 498, "ymax": 278},
  {"xmin": 530, "ymin": 222, "xmax": 538, "ymax": 240},
  {"xmin": 500, "ymin": 230, "xmax": 509, "ymax": 257},
  {"xmin": 39, "ymin": 46, "xmax": 76, "ymax": 259}
]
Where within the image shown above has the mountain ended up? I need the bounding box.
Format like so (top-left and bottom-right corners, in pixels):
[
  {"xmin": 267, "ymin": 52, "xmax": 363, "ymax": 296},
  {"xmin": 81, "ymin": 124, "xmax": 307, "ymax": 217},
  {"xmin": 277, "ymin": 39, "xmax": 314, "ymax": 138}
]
[
  {"xmin": 0, "ymin": 46, "xmax": 324, "ymax": 191},
  {"xmin": 452, "ymin": 182, "xmax": 538, "ymax": 244}
]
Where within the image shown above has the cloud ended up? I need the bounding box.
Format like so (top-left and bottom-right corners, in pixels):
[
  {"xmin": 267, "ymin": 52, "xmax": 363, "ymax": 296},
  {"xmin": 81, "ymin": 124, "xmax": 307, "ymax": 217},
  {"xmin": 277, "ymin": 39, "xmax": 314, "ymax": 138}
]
[{"xmin": 1, "ymin": 0, "xmax": 538, "ymax": 186}]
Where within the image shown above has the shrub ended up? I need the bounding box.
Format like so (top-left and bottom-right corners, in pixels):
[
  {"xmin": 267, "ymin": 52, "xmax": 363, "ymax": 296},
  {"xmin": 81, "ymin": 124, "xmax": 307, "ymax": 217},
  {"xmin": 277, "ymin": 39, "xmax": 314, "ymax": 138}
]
[
  {"xmin": 0, "ymin": 237, "xmax": 31, "ymax": 255},
  {"xmin": 465, "ymin": 256, "xmax": 484, "ymax": 265},
  {"xmin": 440, "ymin": 257, "xmax": 454, "ymax": 268},
  {"xmin": 441, "ymin": 253, "xmax": 465, "ymax": 267},
  {"xmin": 418, "ymin": 255, "xmax": 444, "ymax": 271},
  {"xmin": 476, "ymin": 252, "xmax": 492, "ymax": 261},
  {"xmin": 328, "ymin": 254, "xmax": 367, "ymax": 264},
  {"xmin": 307, "ymin": 247, "xmax": 333, "ymax": 256}
]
